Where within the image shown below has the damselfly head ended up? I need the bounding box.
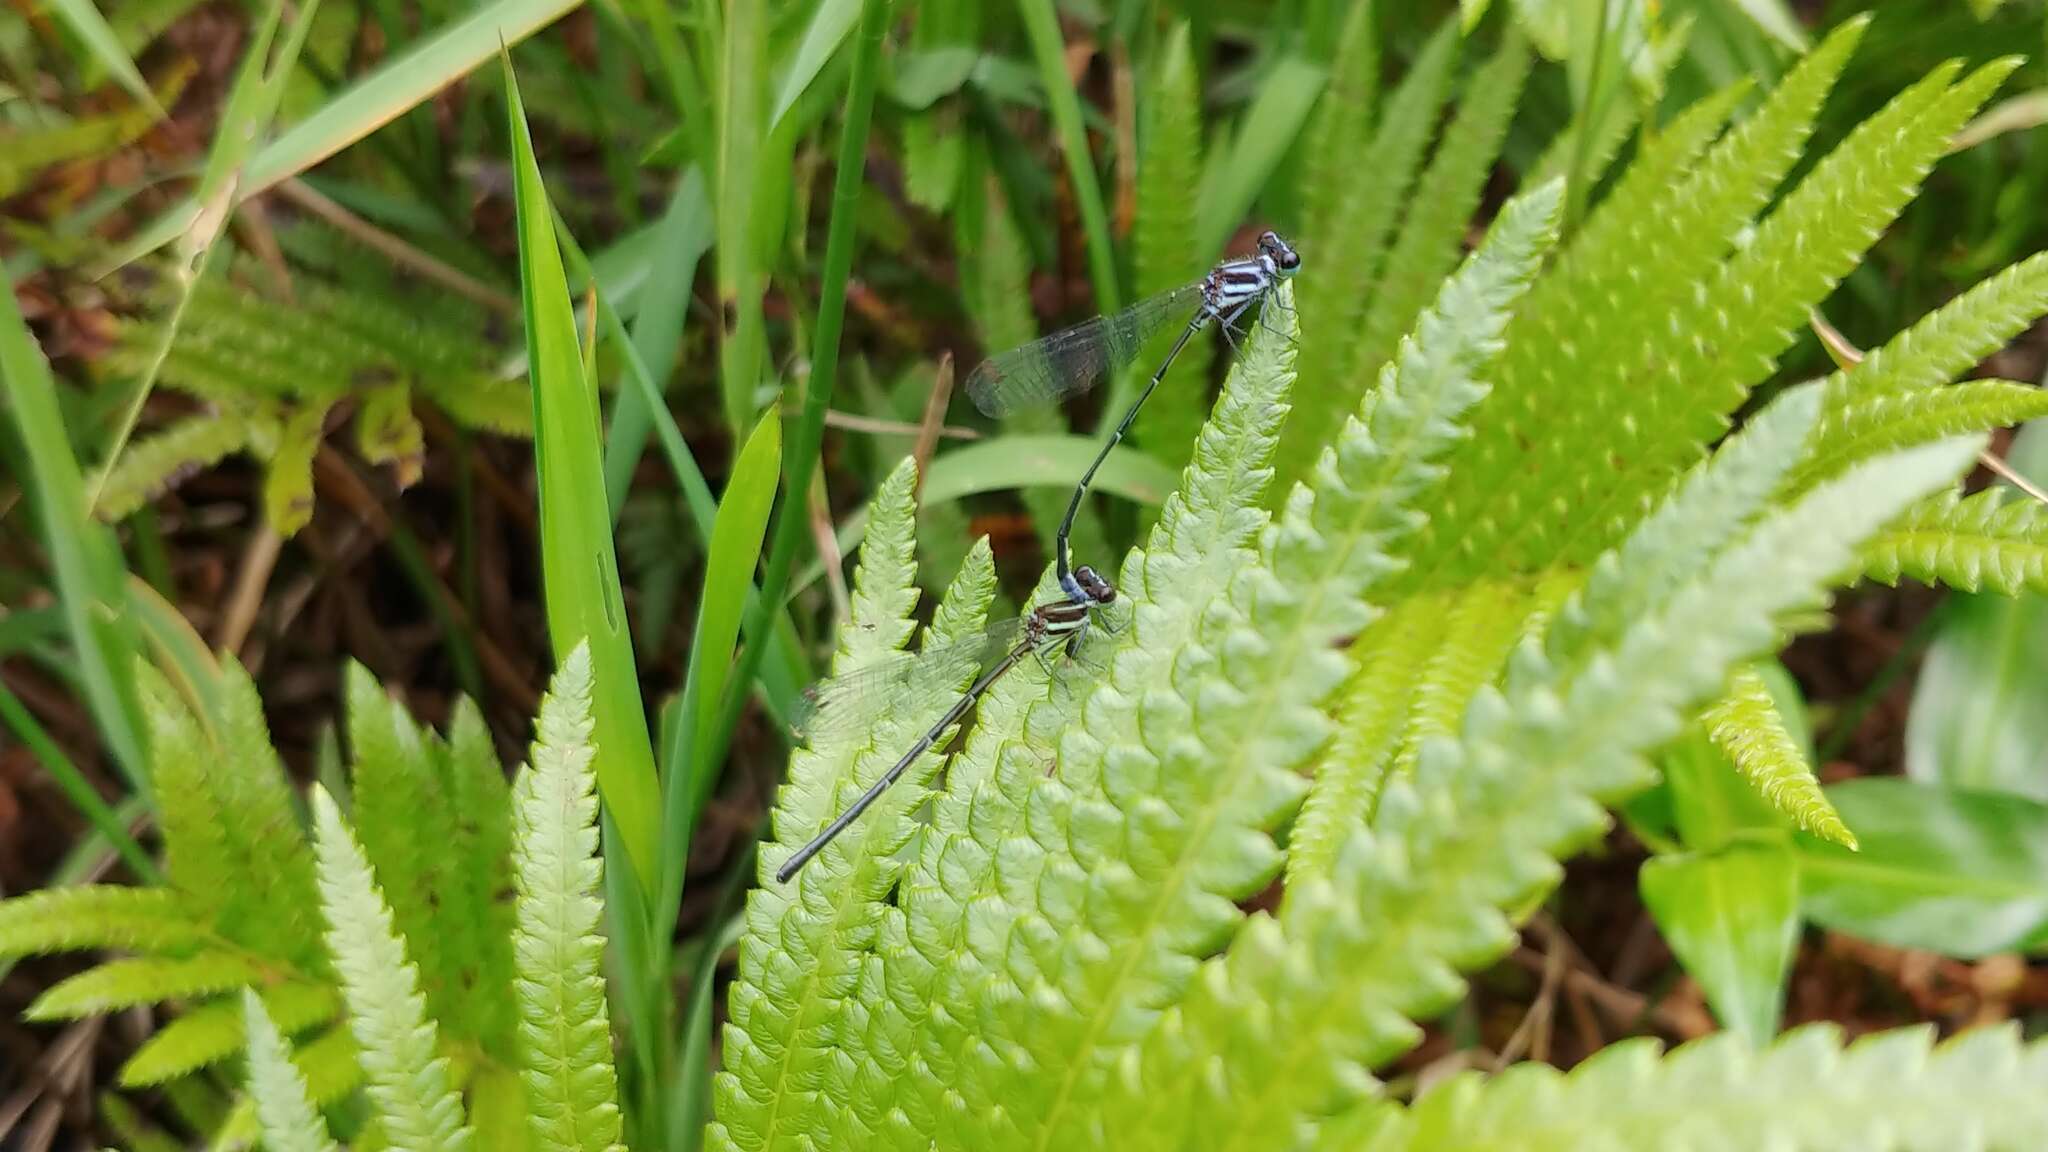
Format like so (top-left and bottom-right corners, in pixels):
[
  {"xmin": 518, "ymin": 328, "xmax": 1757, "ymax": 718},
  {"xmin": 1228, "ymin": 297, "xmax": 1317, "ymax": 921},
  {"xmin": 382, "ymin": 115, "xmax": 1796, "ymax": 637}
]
[
  {"xmin": 1072, "ymin": 564, "xmax": 1117, "ymax": 605},
  {"xmin": 1259, "ymin": 230, "xmax": 1301, "ymax": 276}
]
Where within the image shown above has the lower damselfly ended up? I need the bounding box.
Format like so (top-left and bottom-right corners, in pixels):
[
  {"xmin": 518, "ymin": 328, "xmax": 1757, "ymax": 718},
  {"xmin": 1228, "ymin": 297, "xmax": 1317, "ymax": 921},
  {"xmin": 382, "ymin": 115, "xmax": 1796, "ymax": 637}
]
[
  {"xmin": 964, "ymin": 231, "xmax": 1300, "ymax": 602},
  {"xmin": 776, "ymin": 565, "xmax": 1118, "ymax": 883}
]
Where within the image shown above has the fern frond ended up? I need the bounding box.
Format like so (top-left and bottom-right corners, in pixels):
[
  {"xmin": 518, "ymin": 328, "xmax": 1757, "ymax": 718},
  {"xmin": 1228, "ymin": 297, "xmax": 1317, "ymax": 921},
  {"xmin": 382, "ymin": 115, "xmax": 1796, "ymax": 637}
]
[
  {"xmin": 1097, "ymin": 427, "xmax": 1979, "ymax": 1151},
  {"xmin": 965, "ymin": 185, "xmax": 1562, "ymax": 1152},
  {"xmin": 1355, "ymin": 1024, "xmax": 2048, "ymax": 1151},
  {"xmin": 94, "ymin": 409, "xmax": 257, "ymax": 520},
  {"xmin": 211, "ymin": 657, "xmax": 325, "ymax": 969},
  {"xmin": 442, "ymin": 698, "xmax": 517, "ymax": 1050},
  {"xmin": 1825, "ymin": 251, "xmax": 2048, "ymax": 406},
  {"xmin": 1130, "ymin": 22, "xmax": 1209, "ymax": 468},
  {"xmin": 241, "ymin": 989, "xmax": 341, "ymax": 1152},
  {"xmin": 343, "ymin": 662, "xmax": 458, "ymax": 1027},
  {"xmin": 1554, "ymin": 54, "xmax": 2021, "ymax": 564},
  {"xmin": 1350, "ymin": 33, "xmax": 1531, "ymax": 394},
  {"xmin": 310, "ymin": 786, "xmax": 474, "ymax": 1151},
  {"xmin": 510, "ymin": 644, "xmax": 623, "ymax": 1152},
  {"xmin": 1700, "ymin": 665, "xmax": 1852, "ymax": 847},
  {"xmin": 1864, "ymin": 486, "xmax": 2048, "ymax": 595},
  {"xmin": 871, "ymin": 284, "xmax": 1307, "ymax": 1152},
  {"xmin": 1408, "ymin": 21, "xmax": 1863, "ymax": 587},
  {"xmin": 712, "ymin": 468, "xmax": 994, "ymax": 1152},
  {"xmin": 1386, "ymin": 577, "xmax": 1539, "ymax": 786},
  {"xmin": 26, "ymin": 952, "xmax": 265, "ymax": 1020},
  {"xmin": 119, "ymin": 981, "xmax": 339, "ymax": 1087},
  {"xmin": 1795, "ymin": 380, "xmax": 2048, "ymax": 490},
  {"xmin": 1299, "ymin": 0, "xmax": 1379, "ymax": 246},
  {"xmin": 0, "ymin": 886, "xmax": 204, "ymax": 959},
  {"xmin": 1286, "ymin": 601, "xmax": 1441, "ymax": 888},
  {"xmin": 140, "ymin": 665, "xmax": 240, "ymax": 931},
  {"xmin": 1284, "ymin": 18, "xmax": 1459, "ymax": 491}
]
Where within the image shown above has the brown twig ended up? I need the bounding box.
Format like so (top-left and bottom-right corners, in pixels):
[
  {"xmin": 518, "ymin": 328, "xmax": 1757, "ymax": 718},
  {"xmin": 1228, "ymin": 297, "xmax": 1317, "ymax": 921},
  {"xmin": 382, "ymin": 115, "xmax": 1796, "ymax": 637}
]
[
  {"xmin": 912, "ymin": 352, "xmax": 959, "ymax": 497},
  {"xmin": 273, "ymin": 178, "xmax": 521, "ymax": 315},
  {"xmin": 214, "ymin": 521, "xmax": 282, "ymax": 654},
  {"xmin": 808, "ymin": 469, "xmax": 850, "ymax": 626},
  {"xmin": 824, "ymin": 408, "xmax": 979, "ymax": 443}
]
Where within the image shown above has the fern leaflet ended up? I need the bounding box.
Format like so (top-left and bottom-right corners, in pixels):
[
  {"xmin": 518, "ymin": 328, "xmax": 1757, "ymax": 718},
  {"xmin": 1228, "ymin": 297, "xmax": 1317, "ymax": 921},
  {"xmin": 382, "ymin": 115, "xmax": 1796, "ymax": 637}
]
[{"xmin": 511, "ymin": 644, "xmax": 625, "ymax": 1152}]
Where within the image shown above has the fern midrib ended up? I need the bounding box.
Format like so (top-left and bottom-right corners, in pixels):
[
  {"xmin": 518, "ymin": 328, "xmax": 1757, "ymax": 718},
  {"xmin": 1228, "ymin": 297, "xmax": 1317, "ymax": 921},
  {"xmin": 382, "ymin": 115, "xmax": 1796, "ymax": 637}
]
[
  {"xmin": 1031, "ymin": 376, "xmax": 1462, "ymax": 1150},
  {"xmin": 528, "ymin": 780, "xmax": 610, "ymax": 1150}
]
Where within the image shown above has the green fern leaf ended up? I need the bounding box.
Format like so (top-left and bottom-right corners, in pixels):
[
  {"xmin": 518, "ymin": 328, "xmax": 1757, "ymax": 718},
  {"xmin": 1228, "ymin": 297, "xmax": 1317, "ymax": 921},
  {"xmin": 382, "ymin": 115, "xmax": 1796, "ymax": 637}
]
[
  {"xmin": 1386, "ymin": 577, "xmax": 1545, "ymax": 786},
  {"xmin": 510, "ymin": 644, "xmax": 624, "ymax": 1152},
  {"xmin": 1097, "ymin": 384, "xmax": 1975, "ymax": 1149},
  {"xmin": 343, "ymin": 662, "xmax": 460, "ymax": 1028},
  {"xmin": 241, "ymin": 988, "xmax": 341, "ymax": 1152},
  {"xmin": 1825, "ymin": 251, "xmax": 2048, "ymax": 407},
  {"xmin": 310, "ymin": 786, "xmax": 474, "ymax": 1151},
  {"xmin": 0, "ymin": 886, "xmax": 204, "ymax": 959},
  {"xmin": 1700, "ymin": 664, "xmax": 1853, "ymax": 847},
  {"xmin": 442, "ymin": 699, "xmax": 518, "ymax": 1051},
  {"xmin": 712, "ymin": 463, "xmax": 994, "ymax": 1152},
  {"xmin": 1554, "ymin": 54, "xmax": 2022, "ymax": 564},
  {"xmin": 1864, "ymin": 486, "xmax": 2048, "ymax": 596},
  {"xmin": 138, "ymin": 665, "xmax": 254, "ymax": 937},
  {"xmin": 1355, "ymin": 1024, "xmax": 2048, "ymax": 1150},
  {"xmin": 94, "ymin": 409, "xmax": 256, "ymax": 520},
  {"xmin": 1287, "ymin": 601, "xmax": 1441, "ymax": 888},
  {"xmin": 1408, "ymin": 20, "xmax": 1864, "ymax": 587},
  {"xmin": 1797, "ymin": 381, "xmax": 2048, "ymax": 491},
  {"xmin": 1283, "ymin": 17, "xmax": 1460, "ymax": 492},
  {"xmin": 1299, "ymin": 0, "xmax": 1379, "ymax": 246},
  {"xmin": 873, "ymin": 282, "xmax": 1307, "ymax": 1152},
  {"xmin": 119, "ymin": 981, "xmax": 339, "ymax": 1087},
  {"xmin": 27, "ymin": 952, "xmax": 265, "ymax": 1020},
  {"xmin": 1349, "ymin": 32, "xmax": 1532, "ymax": 395},
  {"xmin": 211, "ymin": 657, "xmax": 325, "ymax": 969},
  {"xmin": 263, "ymin": 400, "xmax": 328, "ymax": 535},
  {"xmin": 1130, "ymin": 22, "xmax": 1210, "ymax": 468},
  {"xmin": 965, "ymin": 184, "xmax": 1562, "ymax": 1152}
]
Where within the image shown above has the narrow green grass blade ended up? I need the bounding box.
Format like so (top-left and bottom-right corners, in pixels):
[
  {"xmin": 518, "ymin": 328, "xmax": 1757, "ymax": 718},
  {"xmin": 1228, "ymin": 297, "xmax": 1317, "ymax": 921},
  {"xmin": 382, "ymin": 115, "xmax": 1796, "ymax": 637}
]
[
  {"xmin": 1194, "ymin": 54, "xmax": 1326, "ymax": 257},
  {"xmin": 772, "ymin": 0, "xmax": 861, "ymax": 129},
  {"xmin": 90, "ymin": 0, "xmax": 319, "ymax": 514},
  {"xmin": 1016, "ymin": 0, "xmax": 1119, "ymax": 315},
  {"xmin": 47, "ymin": 0, "xmax": 162, "ymax": 116},
  {"xmin": 715, "ymin": 0, "xmax": 769, "ymax": 435},
  {"xmin": 707, "ymin": 0, "xmax": 891, "ymax": 802},
  {"xmin": 0, "ymin": 259, "xmax": 148, "ymax": 787},
  {"xmin": 97, "ymin": 0, "xmax": 581, "ymax": 275},
  {"xmin": 688, "ymin": 410, "xmax": 782, "ymax": 777},
  {"xmin": 606, "ymin": 166, "xmax": 713, "ymax": 518},
  {"xmin": 505, "ymin": 56, "xmax": 663, "ymax": 890},
  {"xmin": 0, "ymin": 684, "xmax": 159, "ymax": 882},
  {"xmin": 655, "ymin": 408, "xmax": 779, "ymax": 925}
]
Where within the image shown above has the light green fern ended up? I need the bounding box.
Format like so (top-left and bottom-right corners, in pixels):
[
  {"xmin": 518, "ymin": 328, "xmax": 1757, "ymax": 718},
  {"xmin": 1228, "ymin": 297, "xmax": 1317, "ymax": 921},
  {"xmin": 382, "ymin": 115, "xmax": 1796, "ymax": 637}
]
[
  {"xmin": 241, "ymin": 988, "xmax": 342, "ymax": 1152},
  {"xmin": 311, "ymin": 784, "xmax": 475, "ymax": 1151},
  {"xmin": 714, "ymin": 29, "xmax": 2048, "ymax": 1151},
  {"xmin": 1354, "ymin": 1025, "xmax": 2048, "ymax": 1150},
  {"xmin": 1700, "ymin": 665, "xmax": 1852, "ymax": 847},
  {"xmin": 510, "ymin": 644, "xmax": 625, "ymax": 1152}
]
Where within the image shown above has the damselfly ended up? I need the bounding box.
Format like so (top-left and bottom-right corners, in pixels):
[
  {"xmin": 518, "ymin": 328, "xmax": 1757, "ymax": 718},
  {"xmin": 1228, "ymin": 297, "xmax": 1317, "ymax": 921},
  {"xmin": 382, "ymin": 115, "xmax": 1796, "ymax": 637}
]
[
  {"xmin": 964, "ymin": 231, "xmax": 1300, "ymax": 601},
  {"xmin": 776, "ymin": 565, "xmax": 1118, "ymax": 883}
]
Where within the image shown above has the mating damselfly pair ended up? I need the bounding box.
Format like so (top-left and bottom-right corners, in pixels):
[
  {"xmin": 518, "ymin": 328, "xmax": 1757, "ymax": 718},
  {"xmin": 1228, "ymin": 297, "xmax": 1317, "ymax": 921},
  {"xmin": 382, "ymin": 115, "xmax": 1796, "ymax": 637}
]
[{"xmin": 775, "ymin": 231, "xmax": 1300, "ymax": 884}]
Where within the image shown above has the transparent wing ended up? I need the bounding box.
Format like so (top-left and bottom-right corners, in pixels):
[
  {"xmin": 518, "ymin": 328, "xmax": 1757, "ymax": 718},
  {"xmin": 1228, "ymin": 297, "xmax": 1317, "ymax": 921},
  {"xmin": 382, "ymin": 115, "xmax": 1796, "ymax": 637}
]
[
  {"xmin": 788, "ymin": 616, "xmax": 1028, "ymax": 741},
  {"xmin": 965, "ymin": 283, "xmax": 1203, "ymax": 417}
]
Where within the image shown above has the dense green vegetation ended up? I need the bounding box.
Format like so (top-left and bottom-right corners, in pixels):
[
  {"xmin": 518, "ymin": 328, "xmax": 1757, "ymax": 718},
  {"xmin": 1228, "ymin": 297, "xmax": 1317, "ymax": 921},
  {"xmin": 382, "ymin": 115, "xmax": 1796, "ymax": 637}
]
[{"xmin": 2, "ymin": 1, "xmax": 2047, "ymax": 1148}]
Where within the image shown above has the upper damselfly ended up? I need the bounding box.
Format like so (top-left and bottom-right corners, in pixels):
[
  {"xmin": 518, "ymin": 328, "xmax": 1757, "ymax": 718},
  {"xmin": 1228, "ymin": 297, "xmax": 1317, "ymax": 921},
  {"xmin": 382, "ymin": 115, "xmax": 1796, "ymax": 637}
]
[
  {"xmin": 775, "ymin": 565, "xmax": 1118, "ymax": 883},
  {"xmin": 964, "ymin": 231, "xmax": 1300, "ymax": 601}
]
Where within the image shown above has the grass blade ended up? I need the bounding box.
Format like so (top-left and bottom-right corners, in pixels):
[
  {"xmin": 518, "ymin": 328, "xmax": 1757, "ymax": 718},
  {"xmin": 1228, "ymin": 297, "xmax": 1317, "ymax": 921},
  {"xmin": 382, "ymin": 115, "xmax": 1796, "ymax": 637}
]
[
  {"xmin": 47, "ymin": 0, "xmax": 162, "ymax": 115},
  {"xmin": 1194, "ymin": 53, "xmax": 1326, "ymax": 257},
  {"xmin": 715, "ymin": 0, "xmax": 769, "ymax": 435},
  {"xmin": 707, "ymin": 0, "xmax": 891, "ymax": 811},
  {"xmin": 505, "ymin": 56, "xmax": 663, "ymax": 889},
  {"xmin": 1015, "ymin": 0, "xmax": 1119, "ymax": 315},
  {"xmin": 0, "ymin": 255, "xmax": 148, "ymax": 787},
  {"xmin": 97, "ymin": 0, "xmax": 580, "ymax": 275}
]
